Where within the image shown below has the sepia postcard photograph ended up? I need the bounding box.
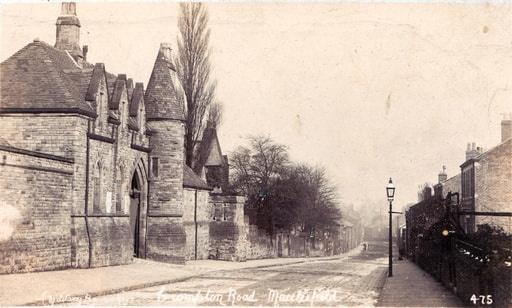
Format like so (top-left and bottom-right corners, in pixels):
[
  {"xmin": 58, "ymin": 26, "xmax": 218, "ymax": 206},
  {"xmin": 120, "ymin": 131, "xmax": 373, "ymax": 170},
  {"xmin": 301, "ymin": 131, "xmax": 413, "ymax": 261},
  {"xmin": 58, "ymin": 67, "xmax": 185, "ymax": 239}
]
[{"xmin": 0, "ymin": 0, "xmax": 511, "ymax": 307}]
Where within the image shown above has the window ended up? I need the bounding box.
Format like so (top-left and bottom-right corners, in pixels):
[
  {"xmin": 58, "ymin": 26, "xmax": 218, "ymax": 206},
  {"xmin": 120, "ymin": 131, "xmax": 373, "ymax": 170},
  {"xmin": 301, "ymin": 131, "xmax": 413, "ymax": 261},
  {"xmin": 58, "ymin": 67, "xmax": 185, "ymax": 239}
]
[
  {"xmin": 93, "ymin": 161, "xmax": 102, "ymax": 213},
  {"xmin": 151, "ymin": 157, "xmax": 159, "ymax": 178},
  {"xmin": 116, "ymin": 165, "xmax": 124, "ymax": 212},
  {"xmin": 97, "ymin": 92, "xmax": 104, "ymax": 129},
  {"xmin": 223, "ymin": 203, "xmax": 228, "ymax": 221}
]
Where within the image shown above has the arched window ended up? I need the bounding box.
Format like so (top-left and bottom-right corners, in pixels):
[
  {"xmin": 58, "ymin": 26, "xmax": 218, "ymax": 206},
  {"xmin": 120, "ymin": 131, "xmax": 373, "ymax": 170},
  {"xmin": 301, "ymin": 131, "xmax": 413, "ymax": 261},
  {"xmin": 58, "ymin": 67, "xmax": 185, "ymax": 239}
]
[
  {"xmin": 97, "ymin": 92, "xmax": 104, "ymax": 129},
  {"xmin": 93, "ymin": 161, "xmax": 102, "ymax": 213},
  {"xmin": 116, "ymin": 165, "xmax": 124, "ymax": 213}
]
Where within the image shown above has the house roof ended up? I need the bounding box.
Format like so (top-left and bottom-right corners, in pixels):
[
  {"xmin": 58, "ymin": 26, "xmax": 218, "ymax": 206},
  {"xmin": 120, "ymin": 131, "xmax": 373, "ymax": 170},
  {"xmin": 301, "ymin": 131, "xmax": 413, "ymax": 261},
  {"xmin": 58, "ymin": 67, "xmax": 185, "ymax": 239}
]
[
  {"xmin": 183, "ymin": 164, "xmax": 212, "ymax": 190},
  {"xmin": 460, "ymin": 138, "xmax": 512, "ymax": 168},
  {"xmin": 192, "ymin": 125, "xmax": 224, "ymax": 174},
  {"xmin": 0, "ymin": 40, "xmax": 96, "ymax": 117},
  {"xmin": 0, "ymin": 40, "xmax": 146, "ymax": 121}
]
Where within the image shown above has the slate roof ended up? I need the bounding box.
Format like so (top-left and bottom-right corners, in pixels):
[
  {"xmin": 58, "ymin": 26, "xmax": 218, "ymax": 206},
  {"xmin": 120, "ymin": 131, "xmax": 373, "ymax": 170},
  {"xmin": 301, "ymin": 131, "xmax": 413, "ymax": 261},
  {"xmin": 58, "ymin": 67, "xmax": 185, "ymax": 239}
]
[
  {"xmin": 0, "ymin": 40, "xmax": 150, "ymax": 124},
  {"xmin": 192, "ymin": 125, "xmax": 223, "ymax": 174},
  {"xmin": 0, "ymin": 41, "xmax": 95, "ymax": 117},
  {"xmin": 183, "ymin": 164, "xmax": 212, "ymax": 190},
  {"xmin": 144, "ymin": 49, "xmax": 185, "ymax": 121}
]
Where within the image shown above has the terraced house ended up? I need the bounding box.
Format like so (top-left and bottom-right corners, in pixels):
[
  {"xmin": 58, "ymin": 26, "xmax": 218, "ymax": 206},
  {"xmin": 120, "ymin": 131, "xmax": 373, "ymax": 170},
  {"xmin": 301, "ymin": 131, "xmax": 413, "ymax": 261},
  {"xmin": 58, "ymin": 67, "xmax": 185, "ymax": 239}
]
[{"xmin": 0, "ymin": 2, "xmax": 216, "ymax": 273}]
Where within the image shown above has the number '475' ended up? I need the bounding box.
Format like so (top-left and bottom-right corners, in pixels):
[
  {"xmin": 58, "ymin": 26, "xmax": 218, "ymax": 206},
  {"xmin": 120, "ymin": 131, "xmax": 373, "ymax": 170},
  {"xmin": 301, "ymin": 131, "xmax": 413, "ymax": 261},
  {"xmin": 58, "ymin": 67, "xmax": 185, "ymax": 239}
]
[{"xmin": 470, "ymin": 295, "xmax": 493, "ymax": 305}]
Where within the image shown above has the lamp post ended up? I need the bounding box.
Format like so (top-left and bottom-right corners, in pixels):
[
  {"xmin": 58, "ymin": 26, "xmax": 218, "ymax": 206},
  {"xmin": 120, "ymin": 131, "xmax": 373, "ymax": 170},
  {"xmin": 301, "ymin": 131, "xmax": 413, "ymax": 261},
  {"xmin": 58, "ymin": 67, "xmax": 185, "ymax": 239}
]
[{"xmin": 386, "ymin": 178, "xmax": 396, "ymax": 277}]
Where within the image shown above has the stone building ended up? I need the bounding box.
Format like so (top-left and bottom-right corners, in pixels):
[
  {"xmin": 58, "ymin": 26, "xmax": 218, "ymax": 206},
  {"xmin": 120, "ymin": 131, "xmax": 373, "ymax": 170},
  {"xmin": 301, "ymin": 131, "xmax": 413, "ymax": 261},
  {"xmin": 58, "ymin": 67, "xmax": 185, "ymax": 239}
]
[{"xmin": 0, "ymin": 3, "xmax": 205, "ymax": 273}]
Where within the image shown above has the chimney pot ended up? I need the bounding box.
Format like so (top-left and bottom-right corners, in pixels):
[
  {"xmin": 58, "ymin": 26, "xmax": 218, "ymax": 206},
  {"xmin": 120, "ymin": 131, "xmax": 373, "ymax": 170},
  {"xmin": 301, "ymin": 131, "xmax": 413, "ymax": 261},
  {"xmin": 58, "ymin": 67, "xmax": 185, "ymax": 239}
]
[
  {"xmin": 61, "ymin": 2, "xmax": 77, "ymax": 16},
  {"xmin": 55, "ymin": 2, "xmax": 82, "ymax": 63}
]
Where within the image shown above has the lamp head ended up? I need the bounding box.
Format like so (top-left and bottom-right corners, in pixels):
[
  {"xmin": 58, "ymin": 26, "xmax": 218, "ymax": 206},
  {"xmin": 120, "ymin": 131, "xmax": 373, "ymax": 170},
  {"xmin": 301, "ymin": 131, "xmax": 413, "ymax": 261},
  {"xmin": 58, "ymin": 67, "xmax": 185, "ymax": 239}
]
[{"xmin": 386, "ymin": 177, "xmax": 395, "ymax": 201}]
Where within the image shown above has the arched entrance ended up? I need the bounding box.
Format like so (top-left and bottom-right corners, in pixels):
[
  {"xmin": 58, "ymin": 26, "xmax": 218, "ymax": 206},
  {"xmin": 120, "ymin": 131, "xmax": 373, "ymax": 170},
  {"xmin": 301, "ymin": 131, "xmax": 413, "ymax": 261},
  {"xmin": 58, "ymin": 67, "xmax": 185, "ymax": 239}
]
[
  {"xmin": 129, "ymin": 172, "xmax": 141, "ymax": 257},
  {"xmin": 127, "ymin": 157, "xmax": 148, "ymax": 259}
]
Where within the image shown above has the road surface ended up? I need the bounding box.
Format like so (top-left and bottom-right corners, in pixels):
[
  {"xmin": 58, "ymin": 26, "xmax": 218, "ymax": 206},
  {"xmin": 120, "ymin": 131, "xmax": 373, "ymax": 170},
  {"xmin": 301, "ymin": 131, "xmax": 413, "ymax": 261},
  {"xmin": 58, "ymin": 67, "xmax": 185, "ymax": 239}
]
[{"xmin": 84, "ymin": 242, "xmax": 388, "ymax": 306}]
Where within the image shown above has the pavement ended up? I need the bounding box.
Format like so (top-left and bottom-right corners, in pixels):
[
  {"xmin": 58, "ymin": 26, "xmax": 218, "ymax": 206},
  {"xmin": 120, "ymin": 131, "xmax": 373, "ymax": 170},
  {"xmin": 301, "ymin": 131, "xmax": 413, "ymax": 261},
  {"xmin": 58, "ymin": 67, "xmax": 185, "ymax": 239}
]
[
  {"xmin": 377, "ymin": 257, "xmax": 464, "ymax": 307},
  {"xmin": 0, "ymin": 248, "xmax": 363, "ymax": 306}
]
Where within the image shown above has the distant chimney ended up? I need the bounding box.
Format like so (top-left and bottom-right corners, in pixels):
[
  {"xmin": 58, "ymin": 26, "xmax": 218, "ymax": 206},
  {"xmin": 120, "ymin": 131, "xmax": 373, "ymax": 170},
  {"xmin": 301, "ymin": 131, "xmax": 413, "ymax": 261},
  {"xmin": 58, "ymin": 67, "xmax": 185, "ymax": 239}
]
[
  {"xmin": 159, "ymin": 42, "xmax": 173, "ymax": 61},
  {"xmin": 55, "ymin": 2, "xmax": 82, "ymax": 62},
  {"xmin": 82, "ymin": 45, "xmax": 88, "ymax": 62},
  {"xmin": 438, "ymin": 165, "xmax": 447, "ymax": 184},
  {"xmin": 502, "ymin": 114, "xmax": 512, "ymax": 142},
  {"xmin": 465, "ymin": 142, "xmax": 480, "ymax": 161}
]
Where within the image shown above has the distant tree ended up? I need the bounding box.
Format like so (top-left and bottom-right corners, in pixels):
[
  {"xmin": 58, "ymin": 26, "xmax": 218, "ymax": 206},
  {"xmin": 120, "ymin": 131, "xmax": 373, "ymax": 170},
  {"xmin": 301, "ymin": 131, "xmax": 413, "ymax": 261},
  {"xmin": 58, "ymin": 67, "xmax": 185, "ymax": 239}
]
[
  {"xmin": 230, "ymin": 136, "xmax": 341, "ymax": 236},
  {"xmin": 290, "ymin": 164, "xmax": 341, "ymax": 235},
  {"xmin": 175, "ymin": 2, "xmax": 221, "ymax": 166}
]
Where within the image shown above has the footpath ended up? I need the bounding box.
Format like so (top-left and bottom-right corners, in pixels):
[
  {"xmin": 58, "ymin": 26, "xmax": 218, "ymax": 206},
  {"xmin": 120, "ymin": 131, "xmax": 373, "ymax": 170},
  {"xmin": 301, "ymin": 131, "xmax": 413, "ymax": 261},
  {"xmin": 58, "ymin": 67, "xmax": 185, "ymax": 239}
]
[
  {"xmin": 0, "ymin": 251, "xmax": 359, "ymax": 306},
  {"xmin": 377, "ymin": 258, "xmax": 464, "ymax": 307}
]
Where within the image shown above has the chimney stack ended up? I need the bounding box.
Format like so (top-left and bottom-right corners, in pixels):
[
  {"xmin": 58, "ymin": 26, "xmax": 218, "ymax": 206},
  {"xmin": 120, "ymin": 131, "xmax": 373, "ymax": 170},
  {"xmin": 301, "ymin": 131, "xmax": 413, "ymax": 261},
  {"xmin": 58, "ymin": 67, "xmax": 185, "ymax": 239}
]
[
  {"xmin": 438, "ymin": 165, "xmax": 447, "ymax": 184},
  {"xmin": 465, "ymin": 142, "xmax": 480, "ymax": 161},
  {"xmin": 501, "ymin": 113, "xmax": 512, "ymax": 142},
  {"xmin": 55, "ymin": 2, "xmax": 82, "ymax": 63}
]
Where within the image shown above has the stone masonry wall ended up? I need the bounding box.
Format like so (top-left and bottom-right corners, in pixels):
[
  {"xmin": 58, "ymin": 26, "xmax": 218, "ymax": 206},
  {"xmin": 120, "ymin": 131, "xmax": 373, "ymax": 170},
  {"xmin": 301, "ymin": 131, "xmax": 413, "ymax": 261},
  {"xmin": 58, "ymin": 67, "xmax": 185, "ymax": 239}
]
[
  {"xmin": 475, "ymin": 139, "xmax": 512, "ymax": 233},
  {"xmin": 183, "ymin": 189, "xmax": 211, "ymax": 260},
  {"xmin": 208, "ymin": 194, "xmax": 246, "ymax": 261},
  {"xmin": 147, "ymin": 120, "xmax": 186, "ymax": 263},
  {"xmin": 244, "ymin": 220, "xmax": 276, "ymax": 260},
  {"xmin": 0, "ymin": 147, "xmax": 74, "ymax": 274}
]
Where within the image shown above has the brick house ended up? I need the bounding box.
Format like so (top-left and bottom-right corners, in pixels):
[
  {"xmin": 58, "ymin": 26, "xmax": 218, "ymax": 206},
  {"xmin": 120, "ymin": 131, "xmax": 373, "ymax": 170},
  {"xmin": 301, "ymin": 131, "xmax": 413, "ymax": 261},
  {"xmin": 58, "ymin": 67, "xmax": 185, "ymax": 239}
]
[
  {"xmin": 429, "ymin": 119, "xmax": 511, "ymax": 234},
  {"xmin": 0, "ymin": 2, "xmax": 213, "ymax": 273},
  {"xmin": 460, "ymin": 119, "xmax": 512, "ymax": 233}
]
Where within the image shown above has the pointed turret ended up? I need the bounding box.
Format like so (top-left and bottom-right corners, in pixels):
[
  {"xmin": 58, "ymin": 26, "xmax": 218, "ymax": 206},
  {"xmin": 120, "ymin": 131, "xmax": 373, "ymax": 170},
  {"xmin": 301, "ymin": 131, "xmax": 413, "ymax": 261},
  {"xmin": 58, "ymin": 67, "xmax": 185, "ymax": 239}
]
[
  {"xmin": 145, "ymin": 43, "xmax": 187, "ymax": 263},
  {"xmin": 145, "ymin": 43, "xmax": 184, "ymax": 121}
]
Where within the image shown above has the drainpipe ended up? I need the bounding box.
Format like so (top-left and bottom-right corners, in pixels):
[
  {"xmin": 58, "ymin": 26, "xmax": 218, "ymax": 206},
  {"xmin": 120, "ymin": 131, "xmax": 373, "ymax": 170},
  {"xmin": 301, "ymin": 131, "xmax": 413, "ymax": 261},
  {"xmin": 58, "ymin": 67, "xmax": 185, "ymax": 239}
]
[
  {"xmin": 144, "ymin": 152, "xmax": 150, "ymax": 259},
  {"xmin": 194, "ymin": 189, "xmax": 198, "ymax": 260},
  {"xmin": 84, "ymin": 121, "xmax": 93, "ymax": 268}
]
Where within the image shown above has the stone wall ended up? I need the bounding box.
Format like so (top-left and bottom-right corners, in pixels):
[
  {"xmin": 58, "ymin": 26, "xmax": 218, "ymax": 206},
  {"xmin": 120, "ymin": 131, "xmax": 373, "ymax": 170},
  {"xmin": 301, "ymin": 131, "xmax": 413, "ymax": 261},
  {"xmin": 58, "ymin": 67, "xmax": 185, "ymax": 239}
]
[
  {"xmin": 474, "ymin": 139, "xmax": 512, "ymax": 233},
  {"xmin": 183, "ymin": 188, "xmax": 211, "ymax": 260},
  {"xmin": 244, "ymin": 222, "xmax": 276, "ymax": 260},
  {"xmin": 208, "ymin": 194, "xmax": 246, "ymax": 261},
  {"xmin": 0, "ymin": 146, "xmax": 74, "ymax": 274}
]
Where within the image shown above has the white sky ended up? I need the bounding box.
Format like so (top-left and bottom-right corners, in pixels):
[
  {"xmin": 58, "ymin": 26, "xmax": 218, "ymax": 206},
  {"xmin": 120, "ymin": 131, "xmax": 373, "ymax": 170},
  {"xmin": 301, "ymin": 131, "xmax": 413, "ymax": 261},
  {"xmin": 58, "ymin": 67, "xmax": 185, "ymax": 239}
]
[{"xmin": 1, "ymin": 1, "xmax": 511, "ymax": 214}]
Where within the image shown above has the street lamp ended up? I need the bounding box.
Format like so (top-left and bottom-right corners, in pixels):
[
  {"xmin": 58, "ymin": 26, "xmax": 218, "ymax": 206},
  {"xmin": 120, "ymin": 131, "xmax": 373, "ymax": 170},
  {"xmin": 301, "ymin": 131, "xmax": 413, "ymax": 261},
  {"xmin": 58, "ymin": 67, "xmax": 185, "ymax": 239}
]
[{"xmin": 386, "ymin": 178, "xmax": 395, "ymax": 277}]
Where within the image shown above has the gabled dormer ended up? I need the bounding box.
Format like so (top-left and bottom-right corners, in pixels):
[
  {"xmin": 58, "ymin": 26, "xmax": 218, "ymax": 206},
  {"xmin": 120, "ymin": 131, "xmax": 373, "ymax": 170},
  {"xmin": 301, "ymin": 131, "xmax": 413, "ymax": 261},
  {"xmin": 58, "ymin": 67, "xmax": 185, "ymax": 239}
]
[
  {"xmin": 129, "ymin": 82, "xmax": 146, "ymax": 134},
  {"xmin": 85, "ymin": 63, "xmax": 110, "ymax": 132}
]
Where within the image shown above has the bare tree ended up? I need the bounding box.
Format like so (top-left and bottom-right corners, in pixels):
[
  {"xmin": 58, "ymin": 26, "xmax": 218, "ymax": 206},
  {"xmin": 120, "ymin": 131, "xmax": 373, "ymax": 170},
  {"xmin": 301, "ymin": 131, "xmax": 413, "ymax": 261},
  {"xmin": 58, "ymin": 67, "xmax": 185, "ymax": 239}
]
[
  {"xmin": 230, "ymin": 136, "xmax": 341, "ymax": 236},
  {"xmin": 176, "ymin": 2, "xmax": 220, "ymax": 166}
]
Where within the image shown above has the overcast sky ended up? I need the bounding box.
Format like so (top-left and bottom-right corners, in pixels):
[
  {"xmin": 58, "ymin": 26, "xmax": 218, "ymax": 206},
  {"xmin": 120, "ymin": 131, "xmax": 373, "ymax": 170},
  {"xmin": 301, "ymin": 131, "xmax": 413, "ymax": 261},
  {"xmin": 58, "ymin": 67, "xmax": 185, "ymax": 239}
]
[{"xmin": 1, "ymin": 1, "xmax": 511, "ymax": 214}]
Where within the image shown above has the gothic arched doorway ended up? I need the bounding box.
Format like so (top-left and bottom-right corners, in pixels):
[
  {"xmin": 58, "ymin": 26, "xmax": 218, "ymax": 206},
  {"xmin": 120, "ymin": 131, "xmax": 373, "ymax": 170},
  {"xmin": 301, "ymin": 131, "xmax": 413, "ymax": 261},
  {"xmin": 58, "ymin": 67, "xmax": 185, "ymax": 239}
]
[{"xmin": 130, "ymin": 171, "xmax": 142, "ymax": 257}]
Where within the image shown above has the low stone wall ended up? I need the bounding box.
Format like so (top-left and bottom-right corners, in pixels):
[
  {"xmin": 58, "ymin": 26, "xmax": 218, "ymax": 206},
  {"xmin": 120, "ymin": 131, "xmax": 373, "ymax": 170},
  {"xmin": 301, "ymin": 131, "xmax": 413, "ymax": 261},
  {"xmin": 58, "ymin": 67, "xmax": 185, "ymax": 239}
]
[
  {"xmin": 0, "ymin": 147, "xmax": 74, "ymax": 274},
  {"xmin": 208, "ymin": 194, "xmax": 246, "ymax": 261},
  {"xmin": 245, "ymin": 224, "xmax": 276, "ymax": 260}
]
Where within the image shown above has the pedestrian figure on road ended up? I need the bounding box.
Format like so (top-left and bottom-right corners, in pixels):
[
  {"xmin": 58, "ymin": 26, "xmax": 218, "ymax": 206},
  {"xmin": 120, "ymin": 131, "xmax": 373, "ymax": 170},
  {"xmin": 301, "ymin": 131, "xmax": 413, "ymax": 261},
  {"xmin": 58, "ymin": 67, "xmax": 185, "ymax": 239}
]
[{"xmin": 363, "ymin": 242, "xmax": 367, "ymax": 251}]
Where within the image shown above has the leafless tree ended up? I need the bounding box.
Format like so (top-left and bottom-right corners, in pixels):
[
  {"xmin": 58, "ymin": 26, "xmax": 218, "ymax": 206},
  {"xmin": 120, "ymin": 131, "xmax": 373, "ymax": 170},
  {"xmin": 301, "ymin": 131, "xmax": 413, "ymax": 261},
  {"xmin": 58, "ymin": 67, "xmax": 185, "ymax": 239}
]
[{"xmin": 176, "ymin": 2, "xmax": 220, "ymax": 166}]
